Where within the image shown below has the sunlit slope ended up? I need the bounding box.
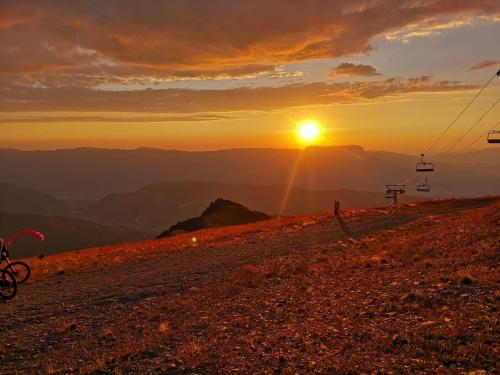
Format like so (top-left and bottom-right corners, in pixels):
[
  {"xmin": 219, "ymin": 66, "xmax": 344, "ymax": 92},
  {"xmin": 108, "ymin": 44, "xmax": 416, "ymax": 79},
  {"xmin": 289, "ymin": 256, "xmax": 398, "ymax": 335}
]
[{"xmin": 1, "ymin": 196, "xmax": 498, "ymax": 374}]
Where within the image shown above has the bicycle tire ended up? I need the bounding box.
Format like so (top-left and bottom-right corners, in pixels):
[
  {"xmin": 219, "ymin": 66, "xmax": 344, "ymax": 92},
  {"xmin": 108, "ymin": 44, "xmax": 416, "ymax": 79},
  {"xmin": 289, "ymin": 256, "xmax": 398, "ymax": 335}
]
[
  {"xmin": 0, "ymin": 269, "xmax": 17, "ymax": 300},
  {"xmin": 5, "ymin": 261, "xmax": 31, "ymax": 283}
]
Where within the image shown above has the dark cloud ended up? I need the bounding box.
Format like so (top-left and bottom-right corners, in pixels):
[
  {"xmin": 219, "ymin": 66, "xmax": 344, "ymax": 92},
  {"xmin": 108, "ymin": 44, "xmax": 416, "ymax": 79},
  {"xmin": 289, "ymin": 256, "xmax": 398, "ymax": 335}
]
[
  {"xmin": 0, "ymin": 77, "xmax": 476, "ymax": 114},
  {"xmin": 1, "ymin": 0, "xmax": 498, "ymax": 82},
  {"xmin": 469, "ymin": 59, "xmax": 499, "ymax": 70},
  {"xmin": 329, "ymin": 62, "xmax": 381, "ymax": 78},
  {"xmin": 0, "ymin": 0, "xmax": 495, "ymax": 119}
]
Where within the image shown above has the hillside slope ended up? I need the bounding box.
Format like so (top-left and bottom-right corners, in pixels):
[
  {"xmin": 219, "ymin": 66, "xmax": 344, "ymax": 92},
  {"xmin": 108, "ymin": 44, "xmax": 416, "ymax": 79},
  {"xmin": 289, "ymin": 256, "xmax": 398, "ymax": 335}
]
[
  {"xmin": 0, "ymin": 182, "xmax": 68, "ymax": 215},
  {"xmin": 88, "ymin": 181, "xmax": 420, "ymax": 231},
  {"xmin": 0, "ymin": 197, "xmax": 498, "ymax": 373},
  {"xmin": 0, "ymin": 212, "xmax": 151, "ymax": 258}
]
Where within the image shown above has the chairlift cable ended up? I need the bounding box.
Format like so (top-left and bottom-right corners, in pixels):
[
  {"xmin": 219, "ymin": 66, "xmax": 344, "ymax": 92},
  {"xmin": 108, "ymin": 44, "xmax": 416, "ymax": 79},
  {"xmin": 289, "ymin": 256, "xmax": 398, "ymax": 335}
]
[
  {"xmin": 424, "ymin": 70, "xmax": 498, "ymax": 156},
  {"xmin": 388, "ymin": 69, "xmax": 499, "ymax": 199},
  {"xmin": 441, "ymin": 97, "xmax": 500, "ymax": 155},
  {"xmin": 457, "ymin": 121, "xmax": 500, "ymax": 154},
  {"xmin": 401, "ymin": 175, "xmax": 420, "ymax": 186}
]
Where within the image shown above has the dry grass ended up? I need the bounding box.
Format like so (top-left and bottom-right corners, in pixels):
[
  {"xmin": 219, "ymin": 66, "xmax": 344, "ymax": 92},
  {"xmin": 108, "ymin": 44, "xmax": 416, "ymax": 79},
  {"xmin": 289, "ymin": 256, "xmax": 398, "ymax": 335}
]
[
  {"xmin": 1, "ymin": 198, "xmax": 498, "ymax": 373},
  {"xmin": 22, "ymin": 212, "xmax": 331, "ymax": 282}
]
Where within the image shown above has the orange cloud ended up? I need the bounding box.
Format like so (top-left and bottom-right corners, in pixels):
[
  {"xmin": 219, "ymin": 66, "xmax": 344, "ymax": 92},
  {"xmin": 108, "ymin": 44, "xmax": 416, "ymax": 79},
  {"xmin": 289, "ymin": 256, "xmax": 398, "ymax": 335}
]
[
  {"xmin": 0, "ymin": 77, "xmax": 476, "ymax": 115},
  {"xmin": 0, "ymin": 0, "xmax": 498, "ymax": 82},
  {"xmin": 0, "ymin": 114, "xmax": 236, "ymax": 123},
  {"xmin": 329, "ymin": 63, "xmax": 381, "ymax": 78}
]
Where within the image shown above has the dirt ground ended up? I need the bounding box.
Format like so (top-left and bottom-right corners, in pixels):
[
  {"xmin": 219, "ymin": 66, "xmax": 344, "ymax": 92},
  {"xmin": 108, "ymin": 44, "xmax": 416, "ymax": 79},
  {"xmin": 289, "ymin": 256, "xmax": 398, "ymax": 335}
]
[{"xmin": 0, "ymin": 197, "xmax": 498, "ymax": 374}]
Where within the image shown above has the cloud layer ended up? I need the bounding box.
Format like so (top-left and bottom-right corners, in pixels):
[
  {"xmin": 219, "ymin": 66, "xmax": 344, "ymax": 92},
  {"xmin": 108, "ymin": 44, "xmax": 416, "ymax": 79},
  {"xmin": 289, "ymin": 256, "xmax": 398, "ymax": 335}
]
[
  {"xmin": 0, "ymin": 77, "xmax": 475, "ymax": 115},
  {"xmin": 329, "ymin": 63, "xmax": 381, "ymax": 78},
  {"xmin": 1, "ymin": 1, "xmax": 498, "ymax": 82},
  {"xmin": 0, "ymin": 0, "xmax": 497, "ymax": 118}
]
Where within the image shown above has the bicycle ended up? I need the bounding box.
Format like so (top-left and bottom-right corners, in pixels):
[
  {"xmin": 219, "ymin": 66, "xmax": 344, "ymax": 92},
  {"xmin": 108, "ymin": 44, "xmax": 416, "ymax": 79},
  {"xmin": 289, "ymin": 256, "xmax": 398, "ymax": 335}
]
[
  {"xmin": 0, "ymin": 269, "xmax": 17, "ymax": 300},
  {"xmin": 0, "ymin": 230, "xmax": 44, "ymax": 284}
]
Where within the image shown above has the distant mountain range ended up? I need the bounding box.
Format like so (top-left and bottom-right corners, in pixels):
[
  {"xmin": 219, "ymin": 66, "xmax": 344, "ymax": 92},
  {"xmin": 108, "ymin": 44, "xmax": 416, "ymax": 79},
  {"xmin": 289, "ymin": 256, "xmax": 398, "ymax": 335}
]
[
  {"xmin": 85, "ymin": 180, "xmax": 420, "ymax": 231},
  {"xmin": 0, "ymin": 179, "xmax": 421, "ymax": 255},
  {"xmin": 1, "ymin": 145, "xmax": 498, "ymax": 257},
  {"xmin": 1, "ymin": 146, "xmax": 498, "ymax": 199},
  {"xmin": 0, "ymin": 183, "xmax": 152, "ymax": 257},
  {"xmin": 0, "ymin": 180, "xmax": 420, "ymax": 232}
]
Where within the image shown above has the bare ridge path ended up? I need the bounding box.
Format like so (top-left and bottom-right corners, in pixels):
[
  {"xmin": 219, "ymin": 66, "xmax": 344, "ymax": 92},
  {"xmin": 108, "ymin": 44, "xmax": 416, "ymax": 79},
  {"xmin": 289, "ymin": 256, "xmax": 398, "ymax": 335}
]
[{"xmin": 0, "ymin": 197, "xmax": 497, "ymax": 373}]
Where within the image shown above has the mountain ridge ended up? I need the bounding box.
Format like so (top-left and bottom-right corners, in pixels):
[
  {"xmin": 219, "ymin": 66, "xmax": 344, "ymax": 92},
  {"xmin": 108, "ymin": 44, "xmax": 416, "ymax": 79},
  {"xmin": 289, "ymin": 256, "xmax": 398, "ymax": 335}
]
[
  {"xmin": 1, "ymin": 146, "xmax": 498, "ymax": 199},
  {"xmin": 86, "ymin": 180, "xmax": 422, "ymax": 231},
  {"xmin": 0, "ymin": 183, "xmax": 68, "ymax": 215}
]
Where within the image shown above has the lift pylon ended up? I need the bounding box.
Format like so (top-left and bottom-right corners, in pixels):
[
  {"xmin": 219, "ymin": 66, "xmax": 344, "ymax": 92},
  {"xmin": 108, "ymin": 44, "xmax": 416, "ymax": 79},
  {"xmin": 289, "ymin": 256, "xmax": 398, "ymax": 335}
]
[{"xmin": 385, "ymin": 184, "xmax": 406, "ymax": 205}]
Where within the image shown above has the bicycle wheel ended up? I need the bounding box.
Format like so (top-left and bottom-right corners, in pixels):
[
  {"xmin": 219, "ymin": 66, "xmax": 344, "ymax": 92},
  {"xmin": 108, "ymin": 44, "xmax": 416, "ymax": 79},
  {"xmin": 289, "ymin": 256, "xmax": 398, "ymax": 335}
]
[
  {"xmin": 5, "ymin": 261, "xmax": 31, "ymax": 283},
  {"xmin": 0, "ymin": 269, "xmax": 17, "ymax": 300}
]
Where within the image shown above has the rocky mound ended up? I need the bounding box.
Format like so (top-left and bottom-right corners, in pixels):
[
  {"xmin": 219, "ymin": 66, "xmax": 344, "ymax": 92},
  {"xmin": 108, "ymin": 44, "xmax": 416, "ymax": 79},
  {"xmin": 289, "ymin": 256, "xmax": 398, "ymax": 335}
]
[{"xmin": 156, "ymin": 198, "xmax": 270, "ymax": 238}]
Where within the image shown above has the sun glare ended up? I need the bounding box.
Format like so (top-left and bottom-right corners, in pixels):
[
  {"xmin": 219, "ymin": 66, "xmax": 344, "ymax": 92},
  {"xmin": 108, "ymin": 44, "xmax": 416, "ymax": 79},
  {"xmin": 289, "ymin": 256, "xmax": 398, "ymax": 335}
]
[{"xmin": 297, "ymin": 121, "xmax": 320, "ymax": 144}]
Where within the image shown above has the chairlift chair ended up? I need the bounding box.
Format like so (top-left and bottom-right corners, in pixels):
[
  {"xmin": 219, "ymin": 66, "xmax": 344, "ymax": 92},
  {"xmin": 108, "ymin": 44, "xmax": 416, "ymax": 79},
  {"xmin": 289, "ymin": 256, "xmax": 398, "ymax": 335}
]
[
  {"xmin": 386, "ymin": 184, "xmax": 406, "ymax": 193},
  {"xmin": 487, "ymin": 130, "xmax": 500, "ymax": 144},
  {"xmin": 416, "ymin": 153, "xmax": 434, "ymax": 172},
  {"xmin": 416, "ymin": 178, "xmax": 431, "ymax": 192}
]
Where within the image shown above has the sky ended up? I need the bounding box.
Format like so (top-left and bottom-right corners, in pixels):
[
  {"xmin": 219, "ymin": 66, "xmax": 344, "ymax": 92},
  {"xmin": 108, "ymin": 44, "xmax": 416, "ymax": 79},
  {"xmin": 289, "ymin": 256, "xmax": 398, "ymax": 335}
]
[{"xmin": 1, "ymin": 0, "xmax": 499, "ymax": 154}]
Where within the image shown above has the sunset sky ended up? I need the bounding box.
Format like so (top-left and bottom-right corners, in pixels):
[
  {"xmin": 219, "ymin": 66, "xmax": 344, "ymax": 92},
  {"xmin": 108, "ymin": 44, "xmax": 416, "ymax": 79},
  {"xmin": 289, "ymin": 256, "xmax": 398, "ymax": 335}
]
[{"xmin": 1, "ymin": 0, "xmax": 499, "ymax": 154}]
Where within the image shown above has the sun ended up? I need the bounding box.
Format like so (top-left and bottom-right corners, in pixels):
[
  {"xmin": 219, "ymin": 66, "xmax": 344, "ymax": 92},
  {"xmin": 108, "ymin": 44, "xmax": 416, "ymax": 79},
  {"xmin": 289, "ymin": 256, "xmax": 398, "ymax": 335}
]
[{"xmin": 297, "ymin": 121, "xmax": 321, "ymax": 144}]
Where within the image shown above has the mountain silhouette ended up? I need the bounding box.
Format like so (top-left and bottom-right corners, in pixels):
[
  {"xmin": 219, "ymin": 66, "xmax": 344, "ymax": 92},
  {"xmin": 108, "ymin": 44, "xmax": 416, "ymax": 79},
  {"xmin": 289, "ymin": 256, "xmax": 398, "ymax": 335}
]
[{"xmin": 156, "ymin": 198, "xmax": 270, "ymax": 238}]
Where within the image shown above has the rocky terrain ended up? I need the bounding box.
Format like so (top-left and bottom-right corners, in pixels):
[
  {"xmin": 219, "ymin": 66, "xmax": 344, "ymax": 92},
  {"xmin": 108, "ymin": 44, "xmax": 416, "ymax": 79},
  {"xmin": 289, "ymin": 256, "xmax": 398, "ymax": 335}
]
[{"xmin": 0, "ymin": 197, "xmax": 498, "ymax": 374}]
